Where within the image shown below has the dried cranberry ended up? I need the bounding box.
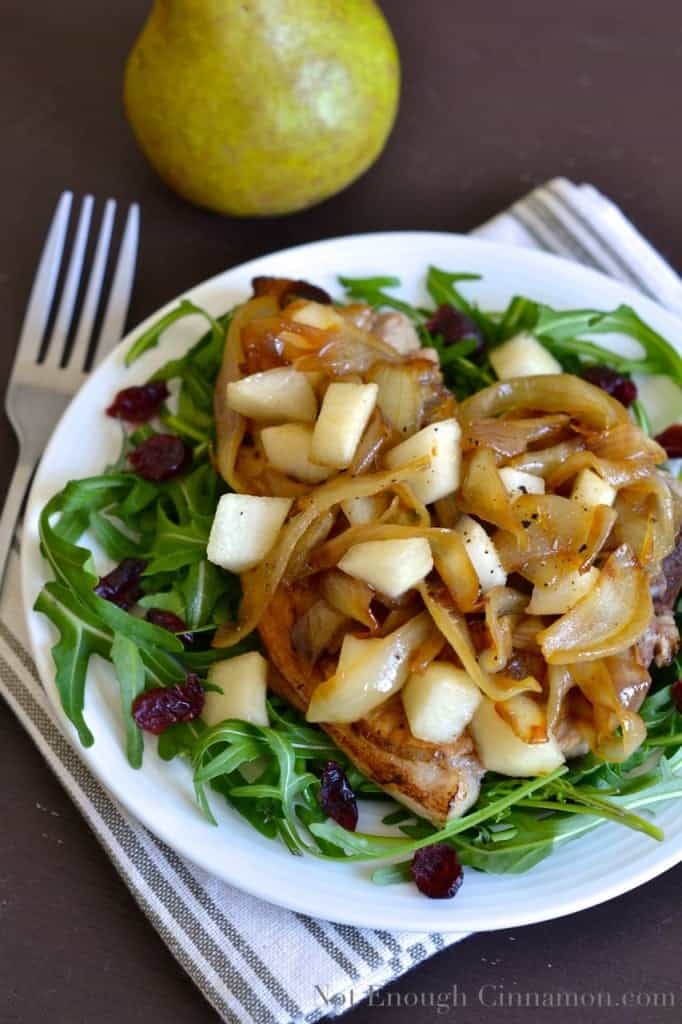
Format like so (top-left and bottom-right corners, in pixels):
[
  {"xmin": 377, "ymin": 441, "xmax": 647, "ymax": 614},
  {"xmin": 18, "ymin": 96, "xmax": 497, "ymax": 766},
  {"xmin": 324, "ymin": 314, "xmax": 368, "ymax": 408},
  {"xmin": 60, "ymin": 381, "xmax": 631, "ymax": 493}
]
[
  {"xmin": 426, "ymin": 305, "xmax": 486, "ymax": 361},
  {"xmin": 132, "ymin": 674, "xmax": 205, "ymax": 734},
  {"xmin": 106, "ymin": 382, "xmax": 170, "ymax": 422},
  {"xmin": 412, "ymin": 843, "xmax": 463, "ymax": 899},
  {"xmin": 94, "ymin": 558, "xmax": 147, "ymax": 609},
  {"xmin": 319, "ymin": 761, "xmax": 358, "ymax": 831},
  {"xmin": 128, "ymin": 434, "xmax": 192, "ymax": 481},
  {"xmin": 146, "ymin": 608, "xmax": 193, "ymax": 646},
  {"xmin": 671, "ymin": 679, "xmax": 682, "ymax": 713},
  {"xmin": 581, "ymin": 366, "xmax": 637, "ymax": 408},
  {"xmin": 654, "ymin": 424, "xmax": 682, "ymax": 459}
]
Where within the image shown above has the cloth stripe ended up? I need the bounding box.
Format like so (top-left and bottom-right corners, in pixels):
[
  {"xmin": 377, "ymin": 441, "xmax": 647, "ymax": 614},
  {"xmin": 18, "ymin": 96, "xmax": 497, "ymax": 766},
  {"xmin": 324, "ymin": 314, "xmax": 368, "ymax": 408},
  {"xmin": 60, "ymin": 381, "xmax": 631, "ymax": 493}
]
[
  {"xmin": 0, "ymin": 617, "xmax": 281, "ymax": 1023},
  {"xmin": 526, "ymin": 194, "xmax": 602, "ymax": 266},
  {"xmin": 546, "ymin": 180, "xmax": 660, "ymax": 299},
  {"xmin": 153, "ymin": 841, "xmax": 304, "ymax": 1020},
  {"xmin": 4, "ymin": 178, "xmax": 681, "ymax": 1023},
  {"xmin": 0, "ymin": 649, "xmax": 241, "ymax": 1022}
]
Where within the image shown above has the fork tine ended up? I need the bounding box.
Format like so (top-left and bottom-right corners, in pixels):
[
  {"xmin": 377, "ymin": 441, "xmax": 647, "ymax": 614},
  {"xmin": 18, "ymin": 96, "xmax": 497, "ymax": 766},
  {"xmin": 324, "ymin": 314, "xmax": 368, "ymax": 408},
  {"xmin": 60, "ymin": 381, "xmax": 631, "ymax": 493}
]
[
  {"xmin": 68, "ymin": 198, "xmax": 116, "ymax": 372},
  {"xmin": 91, "ymin": 203, "xmax": 140, "ymax": 367},
  {"xmin": 13, "ymin": 191, "xmax": 72, "ymax": 367},
  {"xmin": 43, "ymin": 195, "xmax": 94, "ymax": 368}
]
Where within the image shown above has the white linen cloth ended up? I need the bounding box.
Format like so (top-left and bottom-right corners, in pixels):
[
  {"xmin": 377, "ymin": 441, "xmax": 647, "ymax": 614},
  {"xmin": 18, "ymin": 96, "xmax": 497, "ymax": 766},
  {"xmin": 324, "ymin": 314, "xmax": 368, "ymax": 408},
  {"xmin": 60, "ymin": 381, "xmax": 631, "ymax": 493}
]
[{"xmin": 2, "ymin": 177, "xmax": 681, "ymax": 1023}]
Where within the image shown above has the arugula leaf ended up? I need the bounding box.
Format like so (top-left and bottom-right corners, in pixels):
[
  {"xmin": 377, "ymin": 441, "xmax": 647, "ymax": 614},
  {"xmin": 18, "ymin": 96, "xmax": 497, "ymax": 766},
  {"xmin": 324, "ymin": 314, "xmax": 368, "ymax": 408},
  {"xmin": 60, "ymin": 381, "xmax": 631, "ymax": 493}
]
[
  {"xmin": 111, "ymin": 633, "xmax": 146, "ymax": 768},
  {"xmin": 144, "ymin": 504, "xmax": 213, "ymax": 575},
  {"xmin": 53, "ymin": 509, "xmax": 90, "ymax": 545},
  {"xmin": 310, "ymin": 769, "xmax": 567, "ymax": 860},
  {"xmin": 34, "ymin": 582, "xmax": 112, "ymax": 747},
  {"xmin": 425, "ymin": 267, "xmax": 480, "ymax": 315},
  {"xmin": 631, "ymin": 398, "xmax": 652, "ymax": 436},
  {"xmin": 426, "ymin": 266, "xmax": 498, "ymax": 343},
  {"xmin": 166, "ymin": 462, "xmax": 223, "ymax": 522},
  {"xmin": 137, "ymin": 588, "xmax": 186, "ymax": 616},
  {"xmin": 497, "ymin": 295, "xmax": 540, "ymax": 341},
  {"xmin": 39, "ymin": 496, "xmax": 99, "ymax": 589},
  {"xmin": 338, "ymin": 275, "xmax": 423, "ymax": 321},
  {"xmin": 88, "ymin": 510, "xmax": 146, "ymax": 562},
  {"xmin": 59, "ymin": 474, "xmax": 133, "ymax": 514},
  {"xmin": 182, "ymin": 639, "xmax": 260, "ymax": 672},
  {"xmin": 125, "ymin": 299, "xmax": 225, "ymax": 367},
  {"xmin": 535, "ymin": 303, "xmax": 682, "ymax": 384},
  {"xmin": 157, "ymin": 719, "xmax": 206, "ymax": 762},
  {"xmin": 181, "ymin": 560, "xmax": 237, "ymax": 630},
  {"xmin": 117, "ymin": 479, "xmax": 160, "ymax": 520}
]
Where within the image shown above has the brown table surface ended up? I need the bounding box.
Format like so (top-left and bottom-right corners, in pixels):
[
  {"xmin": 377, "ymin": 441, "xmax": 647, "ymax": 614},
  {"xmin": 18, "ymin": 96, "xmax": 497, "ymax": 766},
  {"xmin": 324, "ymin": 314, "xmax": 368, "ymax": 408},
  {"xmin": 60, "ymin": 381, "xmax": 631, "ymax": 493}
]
[{"xmin": 2, "ymin": 2, "xmax": 682, "ymax": 1021}]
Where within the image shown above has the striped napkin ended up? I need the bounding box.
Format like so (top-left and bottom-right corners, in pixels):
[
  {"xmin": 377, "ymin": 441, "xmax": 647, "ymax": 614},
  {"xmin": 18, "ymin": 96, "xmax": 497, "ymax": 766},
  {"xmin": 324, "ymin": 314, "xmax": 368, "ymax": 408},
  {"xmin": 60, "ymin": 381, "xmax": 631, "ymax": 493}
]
[{"xmin": 2, "ymin": 177, "xmax": 681, "ymax": 1023}]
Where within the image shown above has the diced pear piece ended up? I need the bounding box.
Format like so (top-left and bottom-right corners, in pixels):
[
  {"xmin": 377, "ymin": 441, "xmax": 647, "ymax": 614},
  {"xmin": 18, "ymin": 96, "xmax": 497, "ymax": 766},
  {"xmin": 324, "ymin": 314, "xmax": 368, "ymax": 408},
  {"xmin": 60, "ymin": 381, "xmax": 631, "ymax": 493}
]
[
  {"xmin": 571, "ymin": 467, "xmax": 616, "ymax": 508},
  {"xmin": 455, "ymin": 514, "xmax": 506, "ymax": 593},
  {"xmin": 307, "ymin": 613, "xmax": 431, "ymax": 723},
  {"xmin": 289, "ymin": 301, "xmax": 344, "ymax": 331},
  {"xmin": 206, "ymin": 493, "xmax": 291, "ymax": 573},
  {"xmin": 470, "ymin": 697, "xmax": 565, "ymax": 776},
  {"xmin": 384, "ymin": 419, "xmax": 462, "ymax": 505},
  {"xmin": 499, "ymin": 466, "xmax": 546, "ymax": 500},
  {"xmin": 203, "ymin": 651, "xmax": 269, "ymax": 727},
  {"xmin": 490, "ymin": 332, "xmax": 562, "ymax": 379},
  {"xmin": 261, "ymin": 423, "xmax": 333, "ymax": 484},
  {"xmin": 402, "ymin": 662, "xmax": 482, "ymax": 743},
  {"xmin": 338, "ymin": 537, "xmax": 434, "ymax": 599},
  {"xmin": 310, "ymin": 381, "xmax": 378, "ymax": 468},
  {"xmin": 527, "ymin": 565, "xmax": 600, "ymax": 616},
  {"xmin": 341, "ymin": 493, "xmax": 390, "ymax": 526},
  {"xmin": 227, "ymin": 367, "xmax": 317, "ymax": 423}
]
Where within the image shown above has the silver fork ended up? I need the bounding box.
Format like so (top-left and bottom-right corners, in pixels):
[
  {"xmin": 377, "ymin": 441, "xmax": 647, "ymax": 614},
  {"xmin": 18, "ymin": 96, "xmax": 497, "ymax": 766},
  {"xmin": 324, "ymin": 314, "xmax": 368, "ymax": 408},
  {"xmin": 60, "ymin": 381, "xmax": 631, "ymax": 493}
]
[{"xmin": 0, "ymin": 191, "xmax": 140, "ymax": 584}]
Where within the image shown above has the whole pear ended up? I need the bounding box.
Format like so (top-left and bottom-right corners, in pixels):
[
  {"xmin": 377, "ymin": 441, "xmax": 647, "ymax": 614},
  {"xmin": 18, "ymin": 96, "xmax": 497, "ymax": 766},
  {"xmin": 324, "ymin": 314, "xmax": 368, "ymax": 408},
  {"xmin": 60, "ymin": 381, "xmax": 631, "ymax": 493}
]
[{"xmin": 124, "ymin": 0, "xmax": 400, "ymax": 216}]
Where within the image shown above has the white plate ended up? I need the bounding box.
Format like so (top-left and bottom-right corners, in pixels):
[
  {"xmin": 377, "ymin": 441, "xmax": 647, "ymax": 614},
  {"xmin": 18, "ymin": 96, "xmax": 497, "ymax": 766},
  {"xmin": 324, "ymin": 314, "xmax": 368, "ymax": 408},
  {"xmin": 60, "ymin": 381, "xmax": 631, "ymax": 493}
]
[{"xmin": 22, "ymin": 231, "xmax": 682, "ymax": 932}]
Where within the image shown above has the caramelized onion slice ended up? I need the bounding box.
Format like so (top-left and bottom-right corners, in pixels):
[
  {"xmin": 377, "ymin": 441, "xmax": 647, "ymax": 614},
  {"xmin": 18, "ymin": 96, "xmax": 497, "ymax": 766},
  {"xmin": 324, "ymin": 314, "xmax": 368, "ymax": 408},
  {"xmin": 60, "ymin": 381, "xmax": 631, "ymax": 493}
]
[
  {"xmin": 292, "ymin": 599, "xmax": 348, "ymax": 664},
  {"xmin": 459, "ymin": 447, "xmax": 525, "ymax": 541},
  {"xmin": 463, "ymin": 414, "xmax": 570, "ymax": 457},
  {"xmin": 569, "ymin": 660, "xmax": 647, "ymax": 763},
  {"xmin": 417, "ymin": 581, "xmax": 541, "ymax": 701},
  {"xmin": 613, "ymin": 473, "xmax": 677, "ymax": 568},
  {"xmin": 320, "ymin": 570, "xmax": 378, "ymax": 631},
  {"xmin": 367, "ymin": 359, "xmax": 438, "ymax": 437},
  {"xmin": 509, "ymin": 438, "xmax": 586, "ymax": 478},
  {"xmin": 215, "ymin": 296, "xmax": 279, "ymax": 489},
  {"xmin": 429, "ymin": 531, "xmax": 481, "ymax": 613},
  {"xmin": 348, "ymin": 408, "xmax": 395, "ymax": 476},
  {"xmin": 286, "ymin": 510, "xmax": 336, "ymax": 579},
  {"xmin": 495, "ymin": 495, "xmax": 615, "ymax": 575},
  {"xmin": 306, "ymin": 612, "xmax": 432, "ymax": 723},
  {"xmin": 586, "ymin": 421, "xmax": 667, "ymax": 463},
  {"xmin": 293, "ymin": 322, "xmax": 401, "ymax": 377},
  {"xmin": 479, "ymin": 587, "xmax": 528, "ymax": 672},
  {"xmin": 512, "ymin": 615, "xmax": 545, "ymax": 651},
  {"xmin": 526, "ymin": 560, "xmax": 600, "ymax": 616},
  {"xmin": 460, "ymin": 374, "xmax": 628, "ymax": 431},
  {"xmin": 548, "ymin": 451, "xmax": 655, "ymax": 491},
  {"xmin": 214, "ymin": 456, "xmax": 430, "ymax": 648},
  {"xmin": 546, "ymin": 665, "xmax": 575, "ymax": 732},
  {"xmin": 538, "ymin": 545, "xmax": 653, "ymax": 665},
  {"xmin": 390, "ymin": 482, "xmax": 431, "ymax": 527}
]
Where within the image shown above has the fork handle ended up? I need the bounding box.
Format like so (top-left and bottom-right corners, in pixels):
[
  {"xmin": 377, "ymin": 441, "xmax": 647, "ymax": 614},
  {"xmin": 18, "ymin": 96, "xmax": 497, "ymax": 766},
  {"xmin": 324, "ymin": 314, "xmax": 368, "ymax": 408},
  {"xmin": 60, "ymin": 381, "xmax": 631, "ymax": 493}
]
[{"xmin": 0, "ymin": 456, "xmax": 35, "ymax": 588}]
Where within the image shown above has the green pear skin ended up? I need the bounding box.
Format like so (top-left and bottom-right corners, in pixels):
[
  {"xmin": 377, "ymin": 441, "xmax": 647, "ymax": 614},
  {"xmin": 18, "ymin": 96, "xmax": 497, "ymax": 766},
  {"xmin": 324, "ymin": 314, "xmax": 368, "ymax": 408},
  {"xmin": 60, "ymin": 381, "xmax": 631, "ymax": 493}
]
[{"xmin": 124, "ymin": 0, "xmax": 400, "ymax": 216}]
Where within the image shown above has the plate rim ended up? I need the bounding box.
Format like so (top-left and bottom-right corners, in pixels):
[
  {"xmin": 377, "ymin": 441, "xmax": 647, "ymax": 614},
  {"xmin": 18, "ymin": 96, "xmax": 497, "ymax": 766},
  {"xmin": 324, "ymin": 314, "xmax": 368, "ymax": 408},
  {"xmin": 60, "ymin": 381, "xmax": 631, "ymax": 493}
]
[{"xmin": 20, "ymin": 228, "xmax": 682, "ymax": 931}]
